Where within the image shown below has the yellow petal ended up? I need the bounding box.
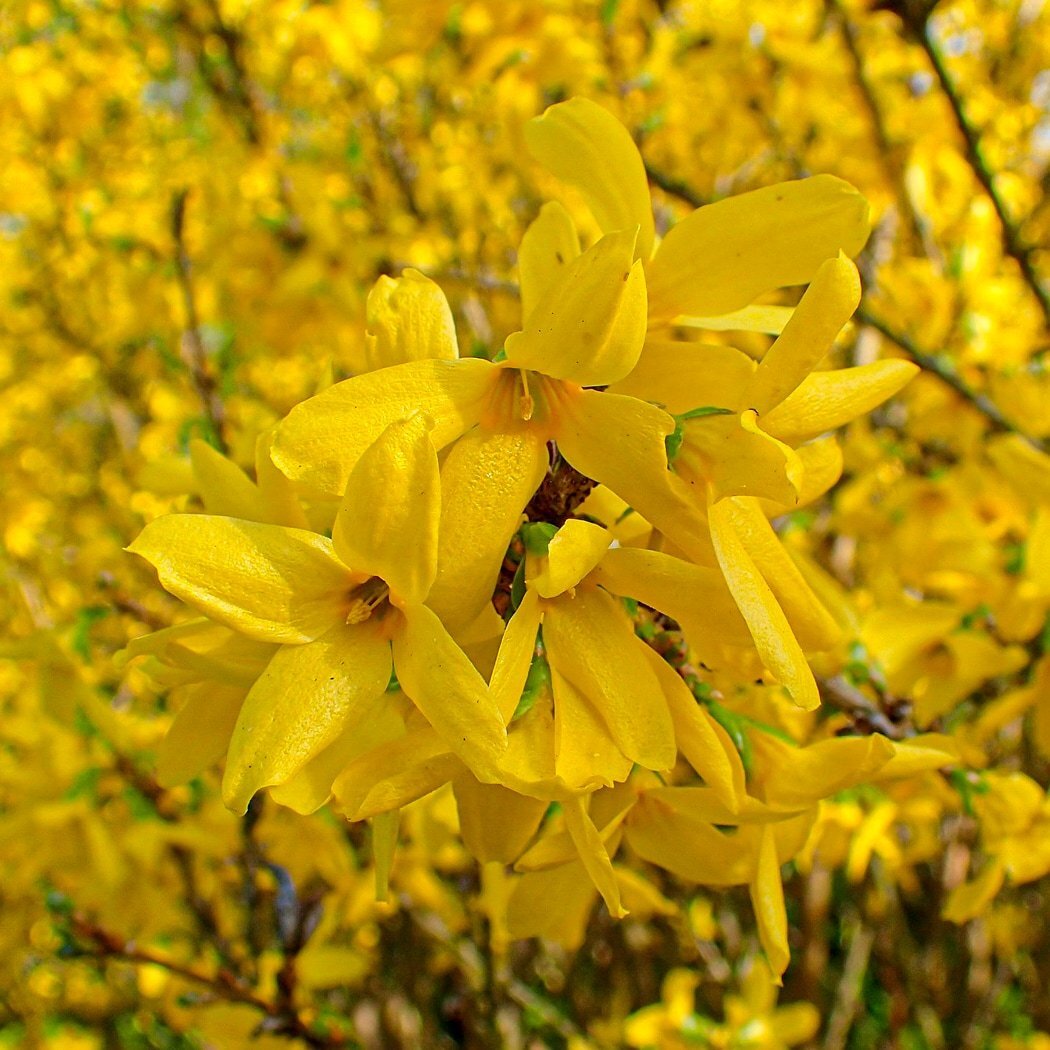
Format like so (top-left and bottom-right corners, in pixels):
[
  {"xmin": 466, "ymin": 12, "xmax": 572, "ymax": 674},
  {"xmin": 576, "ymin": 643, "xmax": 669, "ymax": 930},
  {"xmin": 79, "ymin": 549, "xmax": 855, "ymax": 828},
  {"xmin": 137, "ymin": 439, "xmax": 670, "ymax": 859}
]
[
  {"xmin": 722, "ymin": 496, "xmax": 841, "ymax": 652},
  {"xmin": 372, "ymin": 810, "xmax": 400, "ymax": 902},
  {"xmin": 525, "ymin": 96, "xmax": 655, "ymax": 261},
  {"xmin": 554, "ymin": 388, "xmax": 714, "ymax": 564},
  {"xmin": 987, "ymin": 433, "xmax": 1050, "ymax": 506},
  {"xmin": 333, "ymin": 725, "xmax": 463, "ymax": 820},
  {"xmin": 190, "ymin": 440, "xmax": 267, "ymax": 520},
  {"xmin": 506, "ymin": 229, "xmax": 647, "ymax": 387},
  {"xmin": 491, "ymin": 589, "xmax": 543, "ymax": 722},
  {"xmin": 128, "ymin": 516, "xmax": 349, "ymax": 644},
  {"xmin": 551, "ymin": 666, "xmax": 634, "ymax": 791},
  {"xmin": 156, "ymin": 682, "xmax": 243, "ymax": 787},
  {"xmin": 750, "ymin": 825, "xmax": 790, "ymax": 982},
  {"xmin": 505, "ymin": 861, "xmax": 597, "ymax": 948},
  {"xmin": 453, "ymin": 774, "xmax": 548, "ymax": 864},
  {"xmin": 222, "ymin": 625, "xmax": 391, "ymax": 813},
  {"xmin": 393, "ymin": 603, "xmax": 507, "ymax": 780},
  {"xmin": 748, "ymin": 254, "xmax": 861, "ymax": 414},
  {"xmin": 676, "ymin": 304, "xmax": 794, "ymax": 335},
  {"xmin": 425, "ymin": 426, "xmax": 549, "ymax": 633},
  {"xmin": 518, "ymin": 201, "xmax": 581, "ymax": 320},
  {"xmin": 640, "ymin": 644, "xmax": 746, "ymax": 810},
  {"xmin": 530, "ymin": 519, "xmax": 612, "ymax": 598},
  {"xmin": 757, "ymin": 437, "xmax": 843, "ymax": 517},
  {"xmin": 363, "ymin": 269, "xmax": 458, "ymax": 370},
  {"xmin": 333, "ymin": 413, "xmax": 439, "ymax": 605},
  {"xmin": 942, "ymin": 857, "xmax": 1005, "ymax": 924},
  {"xmin": 647, "ymin": 175, "xmax": 870, "ymax": 322},
  {"xmin": 254, "ymin": 431, "xmax": 311, "ymax": 529},
  {"xmin": 591, "ymin": 546, "xmax": 752, "ymax": 648},
  {"xmin": 677, "ymin": 409, "xmax": 803, "ymax": 505},
  {"xmin": 269, "ymin": 701, "xmax": 404, "ymax": 814},
  {"xmin": 563, "ymin": 795, "xmax": 627, "ymax": 919},
  {"xmin": 762, "ymin": 360, "xmax": 919, "ymax": 444},
  {"xmin": 707, "ymin": 499, "xmax": 819, "ymax": 709},
  {"xmin": 273, "ymin": 358, "xmax": 492, "ymax": 497},
  {"xmin": 544, "ymin": 588, "xmax": 676, "ymax": 770},
  {"xmin": 609, "ymin": 339, "xmax": 756, "ymax": 415}
]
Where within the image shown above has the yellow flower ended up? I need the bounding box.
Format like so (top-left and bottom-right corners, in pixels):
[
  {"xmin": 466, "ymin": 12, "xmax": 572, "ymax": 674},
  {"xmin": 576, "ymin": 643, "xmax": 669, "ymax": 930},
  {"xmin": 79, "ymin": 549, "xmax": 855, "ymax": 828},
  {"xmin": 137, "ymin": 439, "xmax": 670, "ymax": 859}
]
[{"xmin": 128, "ymin": 413, "xmax": 506, "ymax": 812}]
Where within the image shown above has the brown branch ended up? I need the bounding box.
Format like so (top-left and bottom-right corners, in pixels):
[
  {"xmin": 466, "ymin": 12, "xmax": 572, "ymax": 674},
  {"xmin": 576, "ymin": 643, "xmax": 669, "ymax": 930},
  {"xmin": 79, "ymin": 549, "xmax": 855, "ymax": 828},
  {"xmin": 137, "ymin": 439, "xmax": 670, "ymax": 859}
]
[
  {"xmin": 171, "ymin": 189, "xmax": 227, "ymax": 451},
  {"xmin": 818, "ymin": 675, "xmax": 913, "ymax": 740},
  {"xmin": 644, "ymin": 162, "xmax": 706, "ymax": 209},
  {"xmin": 857, "ymin": 305, "xmax": 1048, "ymax": 453},
  {"xmin": 915, "ymin": 21, "xmax": 1050, "ymax": 329}
]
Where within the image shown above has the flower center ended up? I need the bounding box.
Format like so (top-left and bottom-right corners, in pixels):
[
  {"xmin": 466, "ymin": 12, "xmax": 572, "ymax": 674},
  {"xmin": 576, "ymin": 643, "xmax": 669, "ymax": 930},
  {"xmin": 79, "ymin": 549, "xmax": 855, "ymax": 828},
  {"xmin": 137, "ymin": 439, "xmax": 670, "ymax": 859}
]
[{"xmin": 345, "ymin": 576, "xmax": 390, "ymax": 624}]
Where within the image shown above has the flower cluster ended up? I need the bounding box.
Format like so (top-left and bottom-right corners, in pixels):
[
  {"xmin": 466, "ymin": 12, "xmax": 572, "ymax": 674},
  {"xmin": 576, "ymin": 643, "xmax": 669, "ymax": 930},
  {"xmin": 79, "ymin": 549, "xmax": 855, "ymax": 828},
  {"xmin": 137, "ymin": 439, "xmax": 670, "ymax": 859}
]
[{"xmin": 125, "ymin": 99, "xmax": 952, "ymax": 979}]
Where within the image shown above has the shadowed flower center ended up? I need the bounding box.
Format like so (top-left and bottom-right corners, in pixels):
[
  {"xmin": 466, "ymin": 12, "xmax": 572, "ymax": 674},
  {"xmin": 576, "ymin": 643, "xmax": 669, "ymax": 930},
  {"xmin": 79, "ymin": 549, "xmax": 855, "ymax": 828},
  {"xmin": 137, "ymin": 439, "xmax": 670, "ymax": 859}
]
[{"xmin": 345, "ymin": 576, "xmax": 391, "ymax": 624}]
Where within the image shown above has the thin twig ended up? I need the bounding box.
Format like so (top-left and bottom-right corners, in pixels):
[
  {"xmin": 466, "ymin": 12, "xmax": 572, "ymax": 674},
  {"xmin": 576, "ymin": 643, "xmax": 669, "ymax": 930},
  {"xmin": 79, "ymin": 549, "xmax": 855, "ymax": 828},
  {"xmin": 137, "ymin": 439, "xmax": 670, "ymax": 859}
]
[
  {"xmin": 818, "ymin": 675, "xmax": 912, "ymax": 739},
  {"xmin": 916, "ymin": 21, "xmax": 1050, "ymax": 328},
  {"xmin": 171, "ymin": 189, "xmax": 227, "ymax": 450},
  {"xmin": 823, "ymin": 918, "xmax": 875, "ymax": 1050},
  {"xmin": 857, "ymin": 306, "xmax": 1048, "ymax": 452},
  {"xmin": 644, "ymin": 162, "xmax": 706, "ymax": 208}
]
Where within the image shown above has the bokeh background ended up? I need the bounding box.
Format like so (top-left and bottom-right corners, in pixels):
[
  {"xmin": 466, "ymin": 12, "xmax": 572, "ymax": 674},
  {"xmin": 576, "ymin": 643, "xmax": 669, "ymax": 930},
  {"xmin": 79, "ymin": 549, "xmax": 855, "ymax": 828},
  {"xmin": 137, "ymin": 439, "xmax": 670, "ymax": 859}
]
[{"xmin": 2, "ymin": 0, "xmax": 1050, "ymax": 1047}]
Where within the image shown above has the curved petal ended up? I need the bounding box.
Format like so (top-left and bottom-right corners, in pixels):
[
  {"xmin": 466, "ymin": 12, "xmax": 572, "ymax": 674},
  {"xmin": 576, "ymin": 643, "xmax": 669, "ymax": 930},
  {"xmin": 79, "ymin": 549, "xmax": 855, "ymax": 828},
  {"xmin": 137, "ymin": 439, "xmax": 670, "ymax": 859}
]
[
  {"xmin": 128, "ymin": 516, "xmax": 349, "ymax": 644},
  {"xmin": 156, "ymin": 682, "xmax": 244, "ymax": 788},
  {"xmin": 675, "ymin": 304, "xmax": 794, "ymax": 335},
  {"xmin": 254, "ymin": 431, "xmax": 311, "ymax": 529},
  {"xmin": 551, "ymin": 666, "xmax": 633, "ymax": 791},
  {"xmin": 757, "ymin": 437, "xmax": 843, "ymax": 517},
  {"xmin": 273, "ymin": 358, "xmax": 492, "ymax": 497},
  {"xmin": 491, "ymin": 589, "xmax": 543, "ymax": 722},
  {"xmin": 750, "ymin": 825, "xmax": 790, "ymax": 982},
  {"xmin": 553, "ymin": 387, "xmax": 715, "ymax": 564},
  {"xmin": 647, "ymin": 175, "xmax": 870, "ymax": 322},
  {"xmin": 190, "ymin": 440, "xmax": 268, "ymax": 521},
  {"xmin": 363, "ymin": 269, "xmax": 459, "ymax": 370},
  {"xmin": 564, "ymin": 795, "xmax": 627, "ymax": 919},
  {"xmin": 222, "ymin": 625, "xmax": 391, "ymax": 813},
  {"xmin": 453, "ymin": 774, "xmax": 548, "ymax": 864},
  {"xmin": 591, "ymin": 546, "xmax": 753, "ymax": 649},
  {"xmin": 525, "ymin": 96, "xmax": 655, "ymax": 260},
  {"xmin": 506, "ymin": 229, "xmax": 647, "ymax": 387},
  {"xmin": 748, "ymin": 254, "xmax": 862, "ymax": 414},
  {"xmin": 530, "ymin": 519, "xmax": 612, "ymax": 598},
  {"xmin": 425, "ymin": 426, "xmax": 549, "ymax": 633},
  {"xmin": 393, "ymin": 603, "xmax": 507, "ymax": 780},
  {"xmin": 505, "ymin": 861, "xmax": 597, "ymax": 948},
  {"xmin": 707, "ymin": 498, "xmax": 819, "ymax": 710},
  {"xmin": 333, "ymin": 413, "xmax": 440, "ymax": 605},
  {"xmin": 762, "ymin": 360, "xmax": 919, "ymax": 444},
  {"xmin": 518, "ymin": 201, "xmax": 581, "ymax": 321},
  {"xmin": 723, "ymin": 496, "xmax": 841, "ymax": 652},
  {"xmin": 608, "ymin": 339, "xmax": 755, "ymax": 415},
  {"xmin": 543, "ymin": 588, "xmax": 676, "ymax": 770}
]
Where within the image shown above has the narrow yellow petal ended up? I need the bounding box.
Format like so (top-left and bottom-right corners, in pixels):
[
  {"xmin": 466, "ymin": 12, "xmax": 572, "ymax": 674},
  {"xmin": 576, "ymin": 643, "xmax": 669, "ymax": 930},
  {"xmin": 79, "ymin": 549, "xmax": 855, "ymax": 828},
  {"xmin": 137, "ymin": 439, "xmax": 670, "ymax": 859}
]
[
  {"xmin": 525, "ymin": 96, "xmax": 655, "ymax": 260},
  {"xmin": 190, "ymin": 440, "xmax": 267, "ymax": 521},
  {"xmin": 554, "ymin": 388, "xmax": 715, "ymax": 564},
  {"xmin": 762, "ymin": 360, "xmax": 919, "ymax": 444},
  {"xmin": 506, "ymin": 229, "xmax": 647, "ymax": 387},
  {"xmin": 518, "ymin": 201, "xmax": 581, "ymax": 321},
  {"xmin": 531, "ymin": 519, "xmax": 611, "ymax": 598},
  {"xmin": 988, "ymin": 433, "xmax": 1050, "ymax": 505},
  {"xmin": 591, "ymin": 546, "xmax": 753, "ymax": 649},
  {"xmin": 222, "ymin": 626, "xmax": 391, "ymax": 813},
  {"xmin": 675, "ymin": 304, "xmax": 794, "ymax": 335},
  {"xmin": 647, "ymin": 175, "xmax": 870, "ymax": 322},
  {"xmin": 363, "ymin": 269, "xmax": 458, "ymax": 371},
  {"xmin": 608, "ymin": 339, "xmax": 755, "ymax": 415},
  {"xmin": 491, "ymin": 589, "xmax": 543, "ymax": 722},
  {"xmin": 639, "ymin": 644, "xmax": 746, "ymax": 810},
  {"xmin": 453, "ymin": 774, "xmax": 549, "ymax": 864},
  {"xmin": 128, "ymin": 516, "xmax": 349, "ymax": 644},
  {"xmin": 551, "ymin": 667, "xmax": 633, "ymax": 791},
  {"xmin": 333, "ymin": 413, "xmax": 440, "ymax": 605},
  {"xmin": 254, "ymin": 431, "xmax": 311, "ymax": 529},
  {"xmin": 273, "ymin": 358, "xmax": 492, "ymax": 497},
  {"xmin": 543, "ymin": 589, "xmax": 676, "ymax": 770},
  {"xmin": 505, "ymin": 861, "xmax": 597, "ymax": 948},
  {"xmin": 156, "ymin": 682, "xmax": 243, "ymax": 787},
  {"xmin": 707, "ymin": 499, "xmax": 819, "ymax": 710},
  {"xmin": 748, "ymin": 254, "xmax": 862, "ymax": 414},
  {"xmin": 750, "ymin": 825, "xmax": 790, "ymax": 983},
  {"xmin": 426, "ymin": 427, "xmax": 549, "ymax": 633},
  {"xmin": 723, "ymin": 496, "xmax": 841, "ymax": 652},
  {"xmin": 563, "ymin": 795, "xmax": 627, "ymax": 919},
  {"xmin": 372, "ymin": 810, "xmax": 400, "ymax": 902},
  {"xmin": 942, "ymin": 858, "xmax": 1005, "ymax": 924},
  {"xmin": 393, "ymin": 604, "xmax": 507, "ymax": 780},
  {"xmin": 757, "ymin": 437, "xmax": 843, "ymax": 516}
]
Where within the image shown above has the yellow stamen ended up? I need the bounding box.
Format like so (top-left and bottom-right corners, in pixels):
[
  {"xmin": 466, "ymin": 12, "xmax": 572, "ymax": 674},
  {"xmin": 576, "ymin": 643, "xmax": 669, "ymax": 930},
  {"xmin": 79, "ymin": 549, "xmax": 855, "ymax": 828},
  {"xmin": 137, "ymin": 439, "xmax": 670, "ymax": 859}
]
[
  {"xmin": 518, "ymin": 368, "xmax": 535, "ymax": 422},
  {"xmin": 345, "ymin": 577, "xmax": 390, "ymax": 624}
]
